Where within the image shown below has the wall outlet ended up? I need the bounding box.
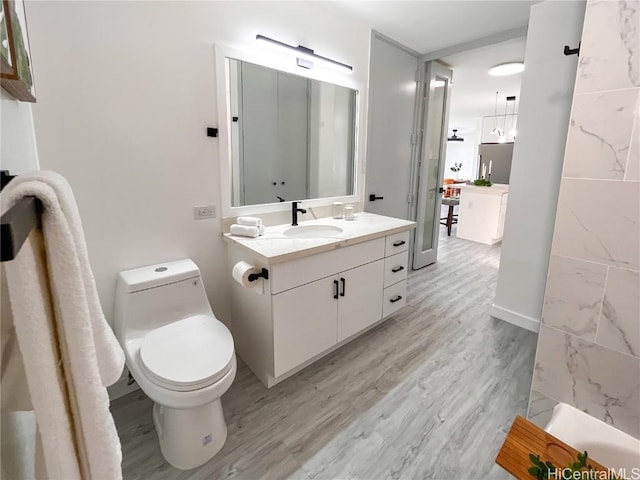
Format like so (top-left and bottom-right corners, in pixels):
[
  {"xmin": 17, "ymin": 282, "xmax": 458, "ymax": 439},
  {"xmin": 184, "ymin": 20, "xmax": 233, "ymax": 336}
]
[{"xmin": 194, "ymin": 205, "xmax": 216, "ymax": 219}]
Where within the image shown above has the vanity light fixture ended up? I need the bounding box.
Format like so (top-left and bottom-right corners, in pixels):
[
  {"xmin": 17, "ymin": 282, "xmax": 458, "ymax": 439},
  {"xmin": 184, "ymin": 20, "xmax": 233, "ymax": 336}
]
[
  {"xmin": 488, "ymin": 62, "xmax": 525, "ymax": 76},
  {"xmin": 255, "ymin": 34, "xmax": 353, "ymax": 73}
]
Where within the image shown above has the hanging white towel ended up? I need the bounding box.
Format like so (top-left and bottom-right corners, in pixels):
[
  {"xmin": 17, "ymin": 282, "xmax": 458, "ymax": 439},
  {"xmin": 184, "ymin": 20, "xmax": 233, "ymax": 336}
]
[{"xmin": 1, "ymin": 171, "xmax": 125, "ymax": 479}]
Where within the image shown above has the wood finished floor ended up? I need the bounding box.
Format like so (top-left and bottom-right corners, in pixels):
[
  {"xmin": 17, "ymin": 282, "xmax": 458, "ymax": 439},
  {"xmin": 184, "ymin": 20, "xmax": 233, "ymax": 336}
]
[{"xmin": 112, "ymin": 228, "xmax": 537, "ymax": 479}]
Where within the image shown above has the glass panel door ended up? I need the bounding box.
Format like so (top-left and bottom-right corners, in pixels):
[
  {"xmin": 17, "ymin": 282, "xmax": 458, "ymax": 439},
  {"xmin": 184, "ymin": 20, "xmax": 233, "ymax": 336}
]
[{"xmin": 412, "ymin": 62, "xmax": 452, "ymax": 269}]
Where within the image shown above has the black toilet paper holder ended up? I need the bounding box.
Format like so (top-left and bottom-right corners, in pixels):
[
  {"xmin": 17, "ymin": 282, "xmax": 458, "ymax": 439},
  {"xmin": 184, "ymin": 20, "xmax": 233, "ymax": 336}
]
[{"xmin": 248, "ymin": 268, "xmax": 269, "ymax": 282}]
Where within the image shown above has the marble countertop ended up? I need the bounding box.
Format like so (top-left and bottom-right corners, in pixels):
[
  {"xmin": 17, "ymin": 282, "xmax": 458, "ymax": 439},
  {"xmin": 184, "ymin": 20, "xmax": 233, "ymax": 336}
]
[
  {"xmin": 223, "ymin": 213, "xmax": 416, "ymax": 264},
  {"xmin": 459, "ymin": 184, "xmax": 509, "ymax": 195}
]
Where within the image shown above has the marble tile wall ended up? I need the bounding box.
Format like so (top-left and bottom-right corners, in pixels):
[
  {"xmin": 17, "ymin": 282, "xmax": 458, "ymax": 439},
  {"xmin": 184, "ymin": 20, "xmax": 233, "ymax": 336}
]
[{"xmin": 528, "ymin": 0, "xmax": 640, "ymax": 438}]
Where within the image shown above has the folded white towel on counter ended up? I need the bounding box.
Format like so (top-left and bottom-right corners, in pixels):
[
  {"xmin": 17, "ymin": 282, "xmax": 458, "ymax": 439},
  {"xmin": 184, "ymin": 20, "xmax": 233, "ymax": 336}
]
[
  {"xmin": 259, "ymin": 224, "xmax": 265, "ymax": 236},
  {"xmin": 230, "ymin": 224, "xmax": 260, "ymax": 238},
  {"xmin": 237, "ymin": 216, "xmax": 263, "ymax": 227}
]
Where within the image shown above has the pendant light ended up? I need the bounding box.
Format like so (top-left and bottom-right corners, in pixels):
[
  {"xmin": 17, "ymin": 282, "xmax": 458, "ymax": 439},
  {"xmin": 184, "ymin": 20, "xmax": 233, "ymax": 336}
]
[
  {"xmin": 508, "ymin": 95, "xmax": 517, "ymax": 139},
  {"xmin": 490, "ymin": 91, "xmax": 503, "ymax": 137},
  {"xmin": 498, "ymin": 95, "xmax": 509, "ymax": 143},
  {"xmin": 447, "ymin": 129, "xmax": 464, "ymax": 142}
]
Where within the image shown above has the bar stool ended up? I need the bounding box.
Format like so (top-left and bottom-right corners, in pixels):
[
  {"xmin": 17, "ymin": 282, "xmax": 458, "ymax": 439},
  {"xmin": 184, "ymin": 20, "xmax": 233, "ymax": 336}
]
[{"xmin": 440, "ymin": 197, "xmax": 460, "ymax": 236}]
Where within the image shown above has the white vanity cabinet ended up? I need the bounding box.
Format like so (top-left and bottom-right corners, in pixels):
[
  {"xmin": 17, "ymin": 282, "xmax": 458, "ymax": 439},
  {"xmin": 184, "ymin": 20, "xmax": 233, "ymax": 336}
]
[
  {"xmin": 224, "ymin": 213, "xmax": 415, "ymax": 387},
  {"xmin": 272, "ymin": 259, "xmax": 384, "ymax": 376}
]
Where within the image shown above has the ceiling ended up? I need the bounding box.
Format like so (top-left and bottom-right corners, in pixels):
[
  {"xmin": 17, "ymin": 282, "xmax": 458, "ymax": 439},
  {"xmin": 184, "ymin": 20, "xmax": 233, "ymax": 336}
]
[
  {"xmin": 329, "ymin": 0, "xmax": 538, "ymax": 54},
  {"xmin": 444, "ymin": 37, "xmax": 526, "ymax": 136},
  {"xmin": 325, "ymin": 1, "xmax": 533, "ymax": 139}
]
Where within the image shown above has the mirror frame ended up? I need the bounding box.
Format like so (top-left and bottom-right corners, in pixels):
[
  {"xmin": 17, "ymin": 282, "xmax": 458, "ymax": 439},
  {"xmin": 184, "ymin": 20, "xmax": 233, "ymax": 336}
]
[{"xmin": 215, "ymin": 44, "xmax": 363, "ymax": 217}]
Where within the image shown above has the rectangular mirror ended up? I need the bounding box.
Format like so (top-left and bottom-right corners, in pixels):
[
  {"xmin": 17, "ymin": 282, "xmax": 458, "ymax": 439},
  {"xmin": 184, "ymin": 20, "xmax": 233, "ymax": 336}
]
[{"xmin": 228, "ymin": 59, "xmax": 357, "ymax": 206}]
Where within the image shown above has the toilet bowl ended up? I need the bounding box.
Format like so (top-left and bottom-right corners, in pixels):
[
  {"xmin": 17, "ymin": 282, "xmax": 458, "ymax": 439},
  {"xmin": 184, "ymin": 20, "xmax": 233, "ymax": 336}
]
[{"xmin": 114, "ymin": 259, "xmax": 236, "ymax": 470}]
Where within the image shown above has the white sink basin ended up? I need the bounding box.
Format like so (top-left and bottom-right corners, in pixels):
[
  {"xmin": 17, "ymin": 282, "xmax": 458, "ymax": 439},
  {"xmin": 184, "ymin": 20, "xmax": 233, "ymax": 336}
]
[
  {"xmin": 283, "ymin": 225, "xmax": 343, "ymax": 239},
  {"xmin": 545, "ymin": 403, "xmax": 640, "ymax": 471}
]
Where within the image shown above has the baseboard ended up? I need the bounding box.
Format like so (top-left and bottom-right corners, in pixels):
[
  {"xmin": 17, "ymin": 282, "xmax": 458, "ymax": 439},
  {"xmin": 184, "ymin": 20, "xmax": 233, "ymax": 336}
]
[
  {"xmin": 490, "ymin": 304, "xmax": 540, "ymax": 333},
  {"xmin": 108, "ymin": 368, "xmax": 140, "ymax": 401}
]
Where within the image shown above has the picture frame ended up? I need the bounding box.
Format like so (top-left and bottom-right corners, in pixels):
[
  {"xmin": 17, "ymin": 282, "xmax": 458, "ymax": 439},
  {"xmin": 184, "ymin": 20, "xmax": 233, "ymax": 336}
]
[{"xmin": 1, "ymin": 0, "xmax": 35, "ymax": 102}]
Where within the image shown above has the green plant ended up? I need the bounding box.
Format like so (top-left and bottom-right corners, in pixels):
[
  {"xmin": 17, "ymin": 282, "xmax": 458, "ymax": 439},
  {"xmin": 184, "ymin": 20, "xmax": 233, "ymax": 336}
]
[{"xmin": 473, "ymin": 178, "xmax": 492, "ymax": 187}]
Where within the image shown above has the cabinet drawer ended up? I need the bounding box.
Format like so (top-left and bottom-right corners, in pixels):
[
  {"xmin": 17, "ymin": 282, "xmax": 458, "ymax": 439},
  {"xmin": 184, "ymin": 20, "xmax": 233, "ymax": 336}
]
[
  {"xmin": 383, "ymin": 281, "xmax": 407, "ymax": 318},
  {"xmin": 385, "ymin": 231, "xmax": 410, "ymax": 257},
  {"xmin": 271, "ymin": 237, "xmax": 385, "ymax": 294},
  {"xmin": 384, "ymin": 251, "xmax": 408, "ymax": 288}
]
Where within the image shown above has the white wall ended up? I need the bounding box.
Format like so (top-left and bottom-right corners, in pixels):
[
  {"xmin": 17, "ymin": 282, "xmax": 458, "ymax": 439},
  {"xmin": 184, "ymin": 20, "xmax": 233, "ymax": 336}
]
[
  {"xmin": 443, "ymin": 120, "xmax": 481, "ymax": 180},
  {"xmin": 1, "ymin": 89, "xmax": 39, "ymax": 173},
  {"xmin": 25, "ymin": 1, "xmax": 370, "ymax": 397},
  {"xmin": 491, "ymin": 0, "xmax": 586, "ymax": 331}
]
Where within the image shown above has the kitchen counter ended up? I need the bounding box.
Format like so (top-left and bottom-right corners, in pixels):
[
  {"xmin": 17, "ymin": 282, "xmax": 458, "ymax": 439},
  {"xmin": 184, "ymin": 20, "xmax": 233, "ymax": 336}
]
[
  {"xmin": 458, "ymin": 183, "xmax": 509, "ymax": 195},
  {"xmin": 223, "ymin": 213, "xmax": 416, "ymax": 265},
  {"xmin": 457, "ymin": 184, "xmax": 509, "ymax": 245}
]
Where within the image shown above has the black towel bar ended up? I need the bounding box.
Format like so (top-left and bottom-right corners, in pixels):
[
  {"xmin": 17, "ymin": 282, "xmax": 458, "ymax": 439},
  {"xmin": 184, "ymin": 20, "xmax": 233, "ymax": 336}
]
[{"xmin": 1, "ymin": 170, "xmax": 43, "ymax": 262}]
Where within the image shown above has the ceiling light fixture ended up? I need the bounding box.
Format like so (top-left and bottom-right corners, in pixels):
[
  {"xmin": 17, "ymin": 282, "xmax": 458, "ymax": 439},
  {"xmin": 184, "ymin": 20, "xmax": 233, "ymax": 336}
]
[
  {"xmin": 447, "ymin": 129, "xmax": 464, "ymax": 142},
  {"xmin": 256, "ymin": 34, "xmax": 353, "ymax": 73},
  {"xmin": 488, "ymin": 62, "xmax": 525, "ymax": 76}
]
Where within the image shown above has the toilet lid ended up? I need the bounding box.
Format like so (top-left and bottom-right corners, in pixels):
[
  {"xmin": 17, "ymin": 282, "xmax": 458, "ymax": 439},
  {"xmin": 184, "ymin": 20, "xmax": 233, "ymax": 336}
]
[{"xmin": 140, "ymin": 314, "xmax": 235, "ymax": 391}]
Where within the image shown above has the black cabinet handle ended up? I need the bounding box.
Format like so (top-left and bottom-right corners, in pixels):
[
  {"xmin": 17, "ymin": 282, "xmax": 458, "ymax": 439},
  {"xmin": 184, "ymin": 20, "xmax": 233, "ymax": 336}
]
[
  {"xmin": 390, "ymin": 295, "xmax": 403, "ymax": 303},
  {"xmin": 340, "ymin": 277, "xmax": 346, "ymax": 297},
  {"xmin": 333, "ymin": 280, "xmax": 339, "ymax": 299},
  {"xmin": 369, "ymin": 194, "xmax": 384, "ymax": 202},
  {"xmin": 391, "ymin": 266, "xmax": 404, "ymax": 273},
  {"xmin": 393, "ymin": 240, "xmax": 406, "ymax": 247}
]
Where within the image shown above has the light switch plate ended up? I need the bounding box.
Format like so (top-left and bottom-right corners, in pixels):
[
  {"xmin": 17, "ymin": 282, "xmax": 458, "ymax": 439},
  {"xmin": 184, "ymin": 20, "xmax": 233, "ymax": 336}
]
[{"xmin": 194, "ymin": 205, "xmax": 216, "ymax": 219}]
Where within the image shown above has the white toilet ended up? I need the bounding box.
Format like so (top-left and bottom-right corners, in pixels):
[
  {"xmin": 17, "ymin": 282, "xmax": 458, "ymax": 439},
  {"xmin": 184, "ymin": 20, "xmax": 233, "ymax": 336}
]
[{"xmin": 114, "ymin": 258, "xmax": 236, "ymax": 470}]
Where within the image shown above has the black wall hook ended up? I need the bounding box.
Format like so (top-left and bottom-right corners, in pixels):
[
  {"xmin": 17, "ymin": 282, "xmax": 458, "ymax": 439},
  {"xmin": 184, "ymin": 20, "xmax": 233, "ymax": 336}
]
[{"xmin": 564, "ymin": 42, "xmax": 580, "ymax": 56}]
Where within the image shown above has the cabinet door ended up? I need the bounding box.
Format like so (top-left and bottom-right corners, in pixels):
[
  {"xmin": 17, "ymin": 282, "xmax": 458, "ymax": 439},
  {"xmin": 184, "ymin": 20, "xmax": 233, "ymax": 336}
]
[
  {"xmin": 337, "ymin": 260, "xmax": 384, "ymax": 342},
  {"xmin": 272, "ymin": 276, "xmax": 338, "ymax": 377}
]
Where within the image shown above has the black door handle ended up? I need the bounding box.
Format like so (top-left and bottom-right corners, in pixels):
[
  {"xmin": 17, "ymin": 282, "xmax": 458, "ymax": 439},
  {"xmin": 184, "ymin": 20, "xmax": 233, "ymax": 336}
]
[
  {"xmin": 340, "ymin": 277, "xmax": 345, "ymax": 297},
  {"xmin": 390, "ymin": 295, "xmax": 403, "ymax": 303},
  {"xmin": 393, "ymin": 240, "xmax": 406, "ymax": 247},
  {"xmin": 391, "ymin": 266, "xmax": 405, "ymax": 273},
  {"xmin": 439, "ymin": 187, "xmax": 445, "ymax": 194},
  {"xmin": 333, "ymin": 280, "xmax": 339, "ymax": 299},
  {"xmin": 369, "ymin": 194, "xmax": 384, "ymax": 201}
]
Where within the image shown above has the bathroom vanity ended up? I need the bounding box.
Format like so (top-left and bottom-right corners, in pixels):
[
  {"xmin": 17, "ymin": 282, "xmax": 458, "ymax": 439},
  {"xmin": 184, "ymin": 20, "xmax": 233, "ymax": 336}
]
[{"xmin": 224, "ymin": 213, "xmax": 415, "ymax": 387}]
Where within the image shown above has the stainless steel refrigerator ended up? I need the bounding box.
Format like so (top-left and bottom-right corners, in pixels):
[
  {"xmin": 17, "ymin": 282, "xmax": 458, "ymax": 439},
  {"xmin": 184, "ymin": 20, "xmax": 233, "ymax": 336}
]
[{"xmin": 477, "ymin": 143, "xmax": 514, "ymax": 184}]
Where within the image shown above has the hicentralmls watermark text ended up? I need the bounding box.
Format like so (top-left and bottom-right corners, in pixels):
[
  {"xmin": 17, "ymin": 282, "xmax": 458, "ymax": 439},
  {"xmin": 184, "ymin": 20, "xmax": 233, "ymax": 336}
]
[{"xmin": 548, "ymin": 468, "xmax": 640, "ymax": 480}]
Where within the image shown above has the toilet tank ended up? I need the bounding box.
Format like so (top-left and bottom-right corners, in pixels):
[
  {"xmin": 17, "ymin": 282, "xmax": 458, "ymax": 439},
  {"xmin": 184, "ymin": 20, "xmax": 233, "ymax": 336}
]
[{"xmin": 113, "ymin": 259, "xmax": 214, "ymax": 340}]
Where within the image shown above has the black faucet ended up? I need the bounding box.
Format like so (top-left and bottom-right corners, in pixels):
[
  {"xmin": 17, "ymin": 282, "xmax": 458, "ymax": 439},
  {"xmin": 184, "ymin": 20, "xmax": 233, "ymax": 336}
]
[{"xmin": 291, "ymin": 201, "xmax": 307, "ymax": 226}]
